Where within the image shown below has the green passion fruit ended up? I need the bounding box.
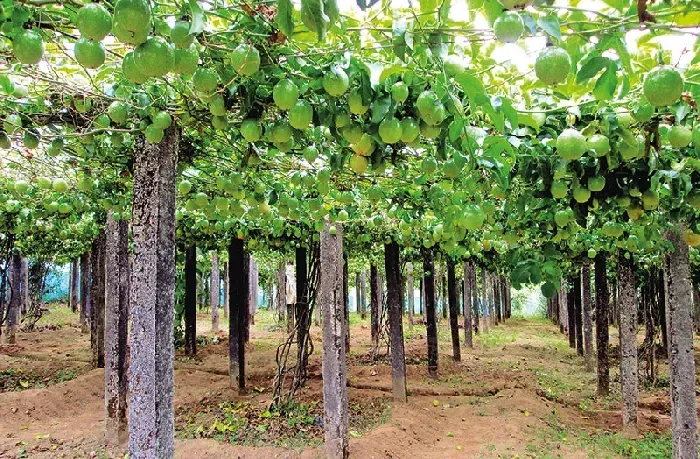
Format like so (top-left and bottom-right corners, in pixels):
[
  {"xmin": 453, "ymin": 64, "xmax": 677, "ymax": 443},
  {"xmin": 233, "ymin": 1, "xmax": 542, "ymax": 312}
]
[
  {"xmin": 122, "ymin": 51, "xmax": 149, "ymax": 84},
  {"xmin": 170, "ymin": 21, "xmax": 194, "ymax": 49},
  {"xmin": 587, "ymin": 176, "xmax": 605, "ymax": 192},
  {"xmin": 643, "ymin": 66, "xmax": 683, "ymax": 107},
  {"xmin": 230, "ymin": 44, "xmax": 260, "ymax": 77},
  {"xmin": 134, "ymin": 37, "xmax": 174, "ymax": 78},
  {"xmin": 192, "ymin": 67, "xmax": 219, "ymax": 93},
  {"xmin": 74, "ymin": 38, "xmax": 105, "ymax": 69},
  {"xmin": 173, "ymin": 45, "xmax": 199, "ymax": 75},
  {"xmin": 13, "ymin": 29, "xmax": 44, "ymax": 65},
  {"xmin": 273, "ymin": 78, "xmax": 300, "ymax": 110},
  {"xmin": 391, "ymin": 81, "xmax": 409, "ymax": 102},
  {"xmin": 550, "ymin": 180, "xmax": 568, "ymax": 199},
  {"xmin": 493, "ymin": 12, "xmax": 523, "ymax": 43},
  {"xmin": 349, "ymin": 154, "xmax": 369, "ymax": 173},
  {"xmin": 240, "ymin": 119, "xmax": 262, "ymax": 142},
  {"xmin": 289, "ymin": 100, "xmax": 314, "ymax": 130},
  {"xmin": 322, "ymin": 65, "xmax": 350, "ymax": 97},
  {"xmin": 77, "ymin": 3, "xmax": 112, "ymax": 41},
  {"xmin": 587, "ymin": 134, "xmax": 610, "ymax": 157},
  {"xmin": 556, "ymin": 128, "xmax": 587, "ymax": 160},
  {"xmin": 378, "ymin": 116, "xmax": 402, "ymax": 144},
  {"xmin": 107, "ymin": 101, "xmax": 129, "ymax": 124},
  {"xmin": 400, "ymin": 117, "xmax": 420, "ymax": 143},
  {"xmin": 535, "ymin": 46, "xmax": 571, "ymax": 85},
  {"xmin": 668, "ymin": 125, "xmax": 692, "ymax": 148},
  {"xmin": 113, "ymin": 0, "xmax": 152, "ymax": 37},
  {"xmin": 76, "ymin": 4, "xmax": 112, "ymax": 42}
]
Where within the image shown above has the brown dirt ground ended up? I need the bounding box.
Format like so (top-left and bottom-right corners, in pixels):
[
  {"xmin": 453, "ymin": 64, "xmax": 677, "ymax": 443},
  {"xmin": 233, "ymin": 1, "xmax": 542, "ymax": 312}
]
[{"xmin": 0, "ymin": 308, "xmax": 691, "ymax": 458}]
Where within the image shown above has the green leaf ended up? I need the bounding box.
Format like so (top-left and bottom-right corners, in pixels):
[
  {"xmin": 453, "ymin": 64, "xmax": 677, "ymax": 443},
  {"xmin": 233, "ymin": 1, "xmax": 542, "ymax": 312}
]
[
  {"xmin": 188, "ymin": 0, "xmax": 206, "ymax": 35},
  {"xmin": 601, "ymin": 0, "xmax": 625, "ymax": 11},
  {"xmin": 0, "ymin": 75, "xmax": 14, "ymax": 95},
  {"xmin": 378, "ymin": 64, "xmax": 405, "ymax": 83},
  {"xmin": 496, "ymin": 97, "xmax": 518, "ymax": 131},
  {"xmin": 438, "ymin": 0, "xmax": 452, "ymax": 23},
  {"xmin": 482, "ymin": 0, "xmax": 504, "ymax": 26},
  {"xmin": 301, "ymin": 0, "xmax": 330, "ymax": 42},
  {"xmin": 455, "ymin": 72, "xmax": 484, "ymax": 101},
  {"xmin": 536, "ymin": 14, "xmax": 561, "ymax": 42},
  {"xmin": 324, "ymin": 0, "xmax": 339, "ymax": 27},
  {"xmin": 517, "ymin": 113, "xmax": 540, "ymax": 132},
  {"xmin": 370, "ymin": 96, "xmax": 391, "ymax": 124},
  {"xmin": 276, "ymin": 0, "xmax": 295, "ymax": 37},
  {"xmin": 475, "ymin": 93, "xmax": 504, "ymax": 133},
  {"xmin": 592, "ymin": 62, "xmax": 618, "ymax": 101},
  {"xmin": 448, "ymin": 119, "xmax": 464, "ymax": 143},
  {"xmin": 420, "ymin": 0, "xmax": 439, "ymax": 13},
  {"xmin": 576, "ymin": 56, "xmax": 610, "ymax": 83}
]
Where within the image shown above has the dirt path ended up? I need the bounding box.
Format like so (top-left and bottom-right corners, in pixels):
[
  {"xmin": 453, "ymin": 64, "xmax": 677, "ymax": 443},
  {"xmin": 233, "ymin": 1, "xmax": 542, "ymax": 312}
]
[{"xmin": 0, "ymin": 309, "xmax": 684, "ymax": 458}]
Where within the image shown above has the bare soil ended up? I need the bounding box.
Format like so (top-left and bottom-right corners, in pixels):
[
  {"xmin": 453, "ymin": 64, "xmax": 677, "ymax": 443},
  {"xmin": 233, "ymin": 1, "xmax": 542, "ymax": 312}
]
[{"xmin": 0, "ymin": 308, "xmax": 691, "ymax": 458}]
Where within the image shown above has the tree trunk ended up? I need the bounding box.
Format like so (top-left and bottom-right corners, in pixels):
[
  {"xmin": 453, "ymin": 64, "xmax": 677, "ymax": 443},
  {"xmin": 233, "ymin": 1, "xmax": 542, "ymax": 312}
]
[
  {"xmin": 574, "ymin": 273, "xmax": 583, "ymax": 357},
  {"xmin": 19, "ymin": 257, "xmax": 28, "ymax": 317},
  {"xmin": 358, "ymin": 270, "xmax": 367, "ymax": 320},
  {"xmin": 91, "ymin": 232, "xmax": 106, "ymax": 369},
  {"xmin": 385, "ymin": 242, "xmax": 407, "ymax": 402},
  {"xmin": 657, "ymin": 268, "xmax": 668, "ymax": 358},
  {"xmin": 295, "ymin": 247, "xmax": 310, "ymax": 381},
  {"xmin": 0, "ymin": 259, "xmax": 6, "ymax": 341},
  {"xmin": 559, "ymin": 288, "xmax": 566, "ymax": 334},
  {"xmin": 489, "ymin": 273, "xmax": 496, "ymax": 327},
  {"xmin": 441, "ymin": 270, "xmax": 448, "ymax": 320},
  {"xmin": 343, "ymin": 253, "xmax": 349, "ymax": 353},
  {"xmin": 481, "ymin": 268, "xmax": 489, "ymax": 333},
  {"xmin": 248, "ymin": 257, "xmax": 257, "ymax": 333},
  {"xmin": 447, "ymin": 259, "xmax": 461, "ymax": 362},
  {"xmin": 582, "ymin": 263, "xmax": 594, "ymax": 370},
  {"xmin": 463, "ymin": 262, "xmax": 473, "ymax": 348},
  {"xmin": 470, "ymin": 264, "xmax": 478, "ymax": 335},
  {"xmin": 505, "ymin": 280, "xmax": 512, "ymax": 319},
  {"xmin": 4, "ymin": 252, "xmax": 21, "ymax": 344},
  {"xmin": 128, "ymin": 126, "xmax": 179, "ymax": 458},
  {"xmin": 423, "ymin": 249, "xmax": 438, "ymax": 376},
  {"xmin": 406, "ymin": 263, "xmax": 414, "ymax": 329},
  {"xmin": 618, "ymin": 252, "xmax": 639, "ymax": 431},
  {"xmin": 223, "ymin": 262, "xmax": 229, "ymax": 319},
  {"xmin": 80, "ymin": 251, "xmax": 91, "ymax": 334},
  {"xmin": 421, "ymin": 278, "xmax": 427, "ymax": 322},
  {"xmin": 494, "ymin": 275, "xmax": 502, "ymax": 325},
  {"xmin": 663, "ymin": 227, "xmax": 698, "ymax": 458},
  {"xmin": 211, "ymin": 252, "xmax": 220, "ymax": 333},
  {"xmin": 319, "ymin": 222, "xmax": 348, "ymax": 459},
  {"xmin": 693, "ymin": 286, "xmax": 700, "ymax": 335},
  {"xmin": 595, "ymin": 254, "xmax": 610, "ymax": 396},
  {"xmin": 567, "ymin": 281, "xmax": 576, "ymax": 349},
  {"xmin": 370, "ymin": 264, "xmax": 380, "ymax": 347},
  {"xmin": 153, "ymin": 126, "xmax": 178, "ymax": 459},
  {"xmin": 69, "ymin": 259, "xmax": 79, "ymax": 313},
  {"xmin": 228, "ymin": 238, "xmax": 248, "ymax": 392},
  {"xmin": 105, "ymin": 213, "xmax": 129, "ymax": 445},
  {"xmin": 184, "ymin": 245, "xmax": 197, "ymax": 356},
  {"xmin": 277, "ymin": 261, "xmax": 286, "ymax": 323}
]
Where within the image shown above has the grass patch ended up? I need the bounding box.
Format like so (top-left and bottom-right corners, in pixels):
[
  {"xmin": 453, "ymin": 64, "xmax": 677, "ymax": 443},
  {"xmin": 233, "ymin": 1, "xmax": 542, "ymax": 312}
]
[
  {"xmin": 176, "ymin": 397, "xmax": 389, "ymax": 447},
  {"xmin": 35, "ymin": 303, "xmax": 80, "ymax": 329},
  {"xmin": 0, "ymin": 367, "xmax": 79, "ymax": 392},
  {"xmin": 578, "ymin": 432, "xmax": 672, "ymax": 458}
]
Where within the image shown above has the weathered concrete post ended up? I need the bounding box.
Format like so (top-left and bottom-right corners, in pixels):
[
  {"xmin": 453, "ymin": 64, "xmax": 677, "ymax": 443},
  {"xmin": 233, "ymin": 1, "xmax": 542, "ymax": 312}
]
[{"xmin": 320, "ymin": 222, "xmax": 348, "ymax": 459}]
